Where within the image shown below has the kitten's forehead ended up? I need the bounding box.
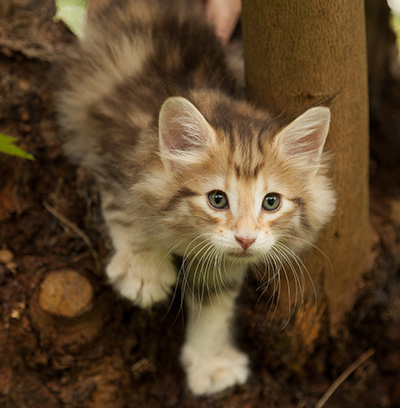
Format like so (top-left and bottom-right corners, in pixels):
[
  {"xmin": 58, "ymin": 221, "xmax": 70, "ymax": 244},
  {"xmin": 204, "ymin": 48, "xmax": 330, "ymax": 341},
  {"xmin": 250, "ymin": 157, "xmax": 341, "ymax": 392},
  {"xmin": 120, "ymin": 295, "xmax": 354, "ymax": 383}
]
[
  {"xmin": 206, "ymin": 100, "xmax": 279, "ymax": 179},
  {"xmin": 228, "ymin": 165, "xmax": 284, "ymax": 198},
  {"xmin": 219, "ymin": 118, "xmax": 276, "ymax": 180}
]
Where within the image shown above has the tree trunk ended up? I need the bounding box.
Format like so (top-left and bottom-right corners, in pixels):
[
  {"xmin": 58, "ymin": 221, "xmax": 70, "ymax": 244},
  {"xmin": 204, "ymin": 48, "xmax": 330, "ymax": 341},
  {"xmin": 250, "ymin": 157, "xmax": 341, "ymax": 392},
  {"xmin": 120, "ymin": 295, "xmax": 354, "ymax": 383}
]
[{"xmin": 241, "ymin": 0, "xmax": 370, "ymax": 363}]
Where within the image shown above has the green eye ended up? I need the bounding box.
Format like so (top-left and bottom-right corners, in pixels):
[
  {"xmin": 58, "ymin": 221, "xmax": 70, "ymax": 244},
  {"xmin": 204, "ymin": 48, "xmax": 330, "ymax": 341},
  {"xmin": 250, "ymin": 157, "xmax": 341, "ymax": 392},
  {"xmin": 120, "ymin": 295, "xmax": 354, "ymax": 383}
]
[
  {"xmin": 208, "ymin": 190, "xmax": 229, "ymax": 209},
  {"xmin": 262, "ymin": 193, "xmax": 281, "ymax": 211}
]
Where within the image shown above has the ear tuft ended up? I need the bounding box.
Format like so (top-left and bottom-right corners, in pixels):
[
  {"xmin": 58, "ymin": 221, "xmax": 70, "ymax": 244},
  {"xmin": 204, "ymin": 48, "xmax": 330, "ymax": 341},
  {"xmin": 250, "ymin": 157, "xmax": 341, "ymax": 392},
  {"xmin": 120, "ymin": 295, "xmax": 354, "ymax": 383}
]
[
  {"xmin": 274, "ymin": 107, "xmax": 331, "ymax": 172},
  {"xmin": 159, "ymin": 97, "xmax": 214, "ymax": 167}
]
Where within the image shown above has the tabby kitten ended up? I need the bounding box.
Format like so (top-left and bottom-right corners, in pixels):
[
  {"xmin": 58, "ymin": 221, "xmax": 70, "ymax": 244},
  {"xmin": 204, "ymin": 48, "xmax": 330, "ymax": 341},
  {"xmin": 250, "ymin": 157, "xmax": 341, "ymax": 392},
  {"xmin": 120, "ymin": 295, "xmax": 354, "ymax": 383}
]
[{"xmin": 55, "ymin": 0, "xmax": 335, "ymax": 396}]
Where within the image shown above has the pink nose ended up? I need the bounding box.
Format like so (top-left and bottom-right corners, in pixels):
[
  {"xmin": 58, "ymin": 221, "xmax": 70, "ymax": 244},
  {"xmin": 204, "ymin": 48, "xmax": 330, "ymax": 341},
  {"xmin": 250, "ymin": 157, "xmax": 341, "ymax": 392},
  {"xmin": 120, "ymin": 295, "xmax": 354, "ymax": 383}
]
[{"xmin": 235, "ymin": 236, "xmax": 255, "ymax": 250}]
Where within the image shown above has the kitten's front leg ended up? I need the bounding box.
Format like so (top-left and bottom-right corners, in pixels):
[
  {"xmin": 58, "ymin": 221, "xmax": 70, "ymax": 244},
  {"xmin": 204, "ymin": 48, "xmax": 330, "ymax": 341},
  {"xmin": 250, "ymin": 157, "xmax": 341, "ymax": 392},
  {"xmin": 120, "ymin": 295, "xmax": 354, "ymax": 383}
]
[
  {"xmin": 103, "ymin": 199, "xmax": 176, "ymax": 308},
  {"xmin": 181, "ymin": 266, "xmax": 249, "ymax": 395},
  {"xmin": 107, "ymin": 242, "xmax": 176, "ymax": 308}
]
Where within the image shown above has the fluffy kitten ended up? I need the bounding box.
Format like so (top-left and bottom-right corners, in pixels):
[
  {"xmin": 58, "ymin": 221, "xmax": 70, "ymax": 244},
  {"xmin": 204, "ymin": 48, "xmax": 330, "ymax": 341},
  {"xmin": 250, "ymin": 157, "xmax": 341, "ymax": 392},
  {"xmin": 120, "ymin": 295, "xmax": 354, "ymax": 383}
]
[{"xmin": 55, "ymin": 0, "xmax": 335, "ymax": 396}]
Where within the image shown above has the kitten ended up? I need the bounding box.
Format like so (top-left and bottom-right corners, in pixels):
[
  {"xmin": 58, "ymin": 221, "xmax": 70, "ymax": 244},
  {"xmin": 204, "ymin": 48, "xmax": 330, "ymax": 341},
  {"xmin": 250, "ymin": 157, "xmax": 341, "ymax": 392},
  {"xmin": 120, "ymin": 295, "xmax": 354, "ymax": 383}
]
[{"xmin": 55, "ymin": 0, "xmax": 336, "ymax": 396}]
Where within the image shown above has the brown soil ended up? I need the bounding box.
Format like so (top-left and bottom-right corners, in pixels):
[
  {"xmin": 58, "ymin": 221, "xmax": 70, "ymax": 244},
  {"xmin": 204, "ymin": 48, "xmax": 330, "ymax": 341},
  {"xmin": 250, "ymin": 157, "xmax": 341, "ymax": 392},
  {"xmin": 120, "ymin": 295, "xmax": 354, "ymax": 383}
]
[{"xmin": 1, "ymin": 1, "xmax": 400, "ymax": 407}]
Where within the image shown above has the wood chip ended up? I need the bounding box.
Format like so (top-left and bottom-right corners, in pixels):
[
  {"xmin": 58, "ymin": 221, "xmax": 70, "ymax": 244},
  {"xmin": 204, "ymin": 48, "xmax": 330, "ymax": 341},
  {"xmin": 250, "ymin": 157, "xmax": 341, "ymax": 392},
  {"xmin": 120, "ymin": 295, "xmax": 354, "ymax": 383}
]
[
  {"xmin": 38, "ymin": 270, "xmax": 94, "ymax": 318},
  {"xmin": 0, "ymin": 249, "xmax": 14, "ymax": 264}
]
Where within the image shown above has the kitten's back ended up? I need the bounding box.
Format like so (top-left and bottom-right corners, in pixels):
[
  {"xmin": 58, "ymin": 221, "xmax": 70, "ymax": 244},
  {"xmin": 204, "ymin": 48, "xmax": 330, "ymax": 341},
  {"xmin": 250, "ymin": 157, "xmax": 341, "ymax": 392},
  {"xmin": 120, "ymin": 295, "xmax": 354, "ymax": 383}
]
[{"xmin": 55, "ymin": 0, "xmax": 236, "ymax": 185}]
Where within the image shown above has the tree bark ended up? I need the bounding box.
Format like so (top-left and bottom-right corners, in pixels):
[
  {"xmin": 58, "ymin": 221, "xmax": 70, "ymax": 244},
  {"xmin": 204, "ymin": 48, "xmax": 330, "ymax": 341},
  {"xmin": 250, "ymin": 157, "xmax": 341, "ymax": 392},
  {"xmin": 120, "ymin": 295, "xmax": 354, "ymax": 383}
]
[{"xmin": 241, "ymin": 0, "xmax": 370, "ymax": 357}]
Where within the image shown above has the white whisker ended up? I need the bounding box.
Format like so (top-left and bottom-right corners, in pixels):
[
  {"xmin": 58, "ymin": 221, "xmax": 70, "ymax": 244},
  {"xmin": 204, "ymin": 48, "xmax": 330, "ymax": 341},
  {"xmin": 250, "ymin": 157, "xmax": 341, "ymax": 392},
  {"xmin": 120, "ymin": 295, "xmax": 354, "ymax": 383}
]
[{"xmin": 253, "ymin": 231, "xmax": 328, "ymax": 329}]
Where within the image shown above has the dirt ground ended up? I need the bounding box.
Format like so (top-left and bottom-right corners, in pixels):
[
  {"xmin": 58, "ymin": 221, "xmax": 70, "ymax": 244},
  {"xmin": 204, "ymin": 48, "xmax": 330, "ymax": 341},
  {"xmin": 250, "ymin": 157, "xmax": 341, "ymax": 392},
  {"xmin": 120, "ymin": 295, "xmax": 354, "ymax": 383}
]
[{"xmin": 1, "ymin": 1, "xmax": 400, "ymax": 407}]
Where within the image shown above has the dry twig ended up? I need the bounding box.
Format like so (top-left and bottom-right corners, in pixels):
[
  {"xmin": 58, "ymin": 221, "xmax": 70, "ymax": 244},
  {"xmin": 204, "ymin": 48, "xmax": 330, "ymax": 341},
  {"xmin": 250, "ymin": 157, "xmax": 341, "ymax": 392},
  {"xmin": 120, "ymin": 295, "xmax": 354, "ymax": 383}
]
[
  {"xmin": 315, "ymin": 348, "xmax": 375, "ymax": 408},
  {"xmin": 43, "ymin": 200, "xmax": 102, "ymax": 271}
]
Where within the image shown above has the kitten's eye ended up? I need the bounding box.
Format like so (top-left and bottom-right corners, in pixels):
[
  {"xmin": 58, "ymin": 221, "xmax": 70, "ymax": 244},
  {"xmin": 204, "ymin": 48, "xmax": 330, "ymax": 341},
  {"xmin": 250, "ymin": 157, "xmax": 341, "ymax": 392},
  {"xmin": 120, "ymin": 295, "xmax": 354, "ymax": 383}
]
[
  {"xmin": 208, "ymin": 190, "xmax": 229, "ymax": 209},
  {"xmin": 262, "ymin": 193, "xmax": 281, "ymax": 211}
]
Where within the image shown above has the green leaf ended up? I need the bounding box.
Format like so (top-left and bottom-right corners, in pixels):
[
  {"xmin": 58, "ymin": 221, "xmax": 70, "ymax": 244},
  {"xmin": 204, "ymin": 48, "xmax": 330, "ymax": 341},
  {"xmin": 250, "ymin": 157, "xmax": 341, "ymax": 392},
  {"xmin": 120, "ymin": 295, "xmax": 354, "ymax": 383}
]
[
  {"xmin": 0, "ymin": 133, "xmax": 35, "ymax": 161},
  {"xmin": 54, "ymin": 0, "xmax": 88, "ymax": 37}
]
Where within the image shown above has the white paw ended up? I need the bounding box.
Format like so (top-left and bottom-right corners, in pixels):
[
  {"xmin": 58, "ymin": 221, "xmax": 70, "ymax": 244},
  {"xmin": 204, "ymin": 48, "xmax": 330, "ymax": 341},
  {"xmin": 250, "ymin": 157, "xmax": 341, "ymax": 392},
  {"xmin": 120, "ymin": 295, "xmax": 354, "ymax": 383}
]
[
  {"xmin": 181, "ymin": 346, "xmax": 250, "ymax": 396},
  {"xmin": 106, "ymin": 248, "xmax": 177, "ymax": 308}
]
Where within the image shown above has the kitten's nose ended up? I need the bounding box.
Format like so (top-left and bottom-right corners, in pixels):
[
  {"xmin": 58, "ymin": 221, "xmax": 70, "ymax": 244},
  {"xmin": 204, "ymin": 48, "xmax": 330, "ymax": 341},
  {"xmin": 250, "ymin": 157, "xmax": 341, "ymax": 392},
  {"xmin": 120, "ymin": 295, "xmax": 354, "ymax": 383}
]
[{"xmin": 235, "ymin": 236, "xmax": 256, "ymax": 250}]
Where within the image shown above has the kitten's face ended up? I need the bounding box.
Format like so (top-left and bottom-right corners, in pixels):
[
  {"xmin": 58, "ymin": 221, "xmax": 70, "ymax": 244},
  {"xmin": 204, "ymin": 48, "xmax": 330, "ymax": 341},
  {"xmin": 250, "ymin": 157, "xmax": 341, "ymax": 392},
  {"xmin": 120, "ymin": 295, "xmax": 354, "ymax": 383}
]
[
  {"xmin": 181, "ymin": 168, "xmax": 299, "ymax": 263},
  {"xmin": 160, "ymin": 151, "xmax": 317, "ymax": 265},
  {"xmin": 156, "ymin": 96, "xmax": 335, "ymax": 263}
]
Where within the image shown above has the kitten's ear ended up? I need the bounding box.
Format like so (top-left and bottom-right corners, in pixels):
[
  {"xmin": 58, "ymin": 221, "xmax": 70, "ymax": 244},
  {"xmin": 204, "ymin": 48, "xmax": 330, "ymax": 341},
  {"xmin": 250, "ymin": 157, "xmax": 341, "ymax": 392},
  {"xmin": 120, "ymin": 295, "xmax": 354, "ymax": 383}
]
[
  {"xmin": 274, "ymin": 107, "xmax": 330, "ymax": 175},
  {"xmin": 159, "ymin": 97, "xmax": 214, "ymax": 169}
]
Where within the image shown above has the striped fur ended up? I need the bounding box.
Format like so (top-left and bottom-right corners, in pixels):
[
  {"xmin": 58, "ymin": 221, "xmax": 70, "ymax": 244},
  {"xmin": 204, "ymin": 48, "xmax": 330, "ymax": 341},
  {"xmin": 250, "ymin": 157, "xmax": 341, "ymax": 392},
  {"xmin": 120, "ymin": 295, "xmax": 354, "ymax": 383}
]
[{"xmin": 55, "ymin": 0, "xmax": 335, "ymax": 396}]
